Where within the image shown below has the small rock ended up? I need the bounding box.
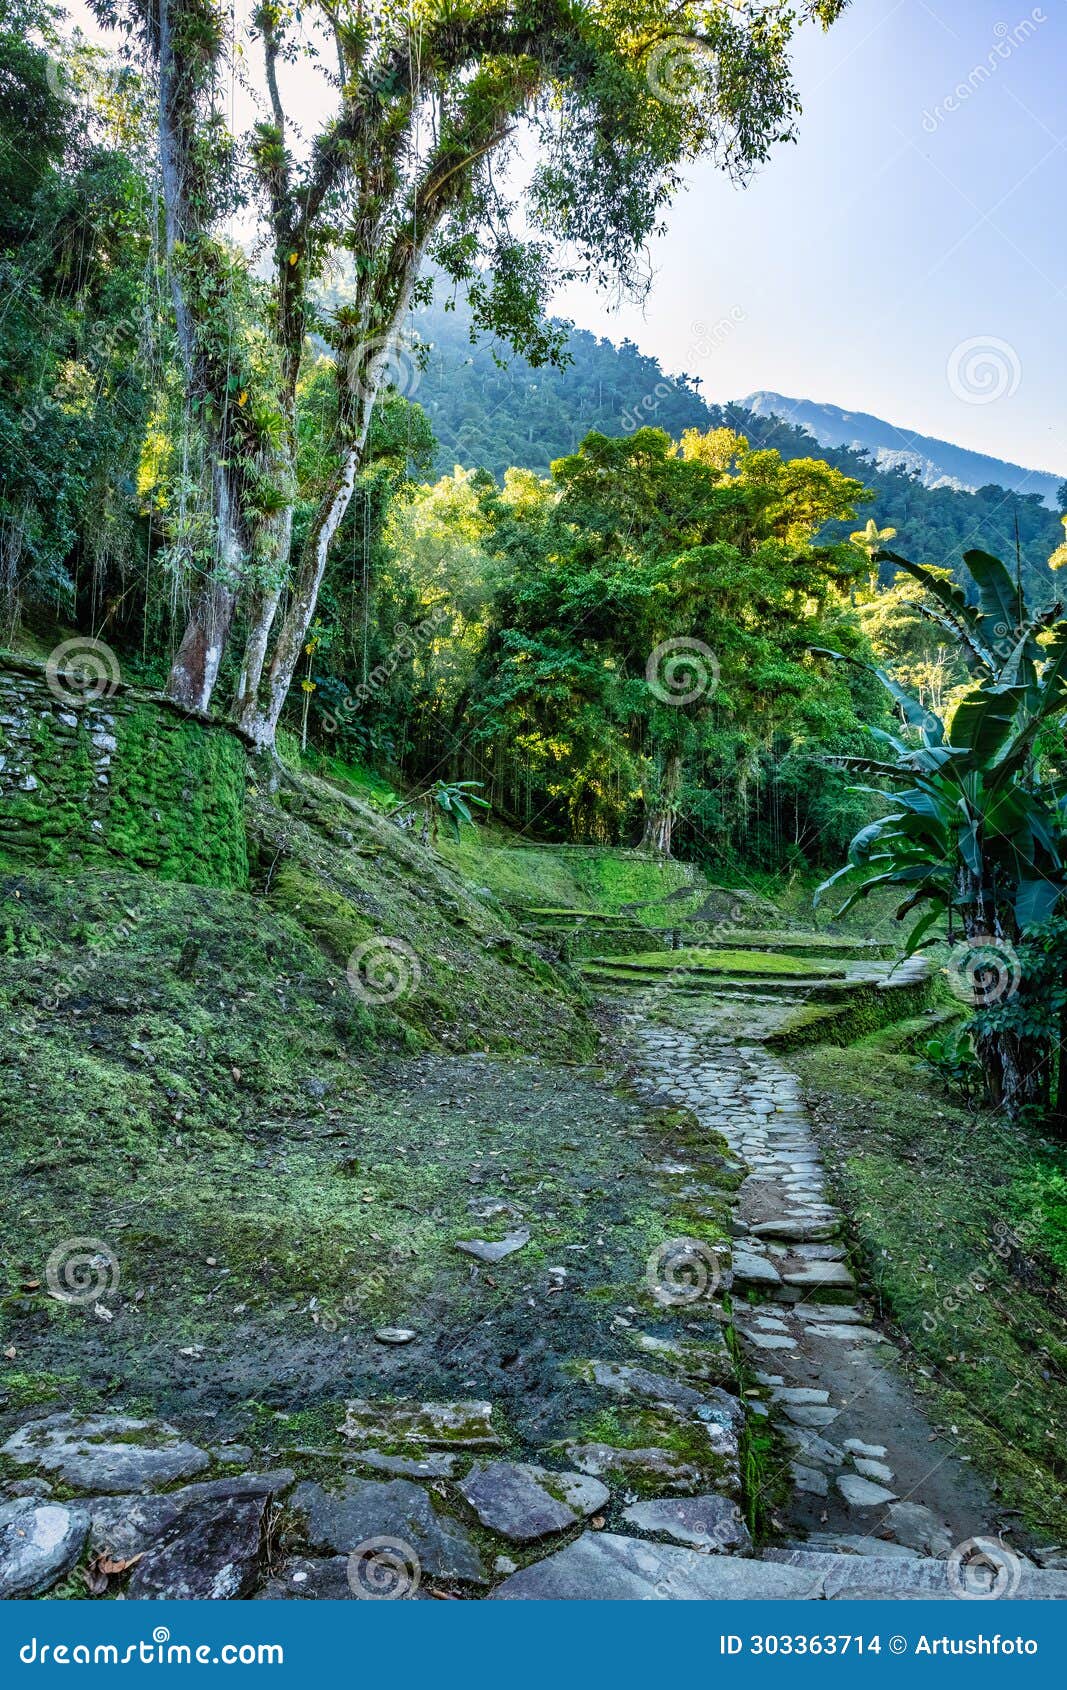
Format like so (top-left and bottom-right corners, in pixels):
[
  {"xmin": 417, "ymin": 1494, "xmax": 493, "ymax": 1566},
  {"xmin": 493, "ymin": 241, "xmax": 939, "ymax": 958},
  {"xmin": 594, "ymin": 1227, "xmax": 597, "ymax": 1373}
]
[
  {"xmin": 494, "ymin": 1555, "xmax": 518, "ymax": 1576},
  {"xmin": 578, "ymin": 1360, "xmax": 706, "ymax": 1411},
  {"xmin": 0, "ymin": 1498, "xmax": 88, "ymax": 1597},
  {"xmin": 854, "ymin": 1457, "xmax": 895, "ymax": 1484},
  {"xmin": 129, "ymin": 1494, "xmax": 270, "ymax": 1600},
  {"xmin": 458, "ymin": 1462, "xmax": 607, "ymax": 1544},
  {"xmin": 750, "ymin": 1218, "xmax": 840, "ymax": 1242},
  {"xmin": 621, "ymin": 1494, "xmax": 752, "ymax": 1554},
  {"xmin": 791, "ymin": 1464, "xmax": 829, "ymax": 1497},
  {"xmin": 0, "ymin": 1478, "xmax": 53, "ymax": 1501},
  {"xmin": 208, "ymin": 1445, "xmax": 254, "ymax": 1468},
  {"xmin": 338, "ymin": 1399, "xmax": 500, "ymax": 1449},
  {"xmin": 256, "ymin": 1556, "xmax": 358, "ymax": 1600},
  {"xmin": 843, "ymin": 1438, "xmax": 888, "ymax": 1459},
  {"xmin": 836, "ymin": 1473, "xmax": 898, "ymax": 1508},
  {"xmin": 784, "ymin": 1428, "xmax": 844, "ymax": 1467},
  {"xmin": 454, "ymin": 1228, "xmax": 530, "ymax": 1263},
  {"xmin": 373, "ymin": 1328, "xmax": 416, "ymax": 1345},
  {"xmin": 288, "ymin": 1478, "xmax": 486, "ymax": 1584},
  {"xmin": 806, "ymin": 1323, "xmax": 887, "ymax": 1342},
  {"xmin": 731, "ymin": 1250, "xmax": 781, "ymax": 1287},
  {"xmin": 1, "ymin": 1414, "xmax": 210, "ymax": 1494},
  {"xmin": 783, "ymin": 1405, "xmax": 840, "ymax": 1428},
  {"xmin": 882, "ymin": 1501, "xmax": 953, "ymax": 1558},
  {"xmin": 561, "ymin": 1444, "xmax": 702, "ymax": 1495},
  {"xmin": 628, "ymin": 1329, "xmax": 733, "ymax": 1385},
  {"xmin": 353, "ymin": 1451, "xmax": 460, "ymax": 1479},
  {"xmin": 782, "ymin": 1261, "xmax": 855, "ymax": 1290}
]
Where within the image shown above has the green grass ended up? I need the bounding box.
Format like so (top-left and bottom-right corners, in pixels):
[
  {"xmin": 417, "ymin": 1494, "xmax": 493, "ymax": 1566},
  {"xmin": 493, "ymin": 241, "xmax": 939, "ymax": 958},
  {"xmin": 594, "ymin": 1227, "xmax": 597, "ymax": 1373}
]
[
  {"xmin": 600, "ymin": 948, "xmax": 844, "ymax": 978},
  {"xmin": 792, "ymin": 1041, "xmax": 1067, "ymax": 1541},
  {"xmin": 437, "ymin": 834, "xmax": 700, "ymax": 921}
]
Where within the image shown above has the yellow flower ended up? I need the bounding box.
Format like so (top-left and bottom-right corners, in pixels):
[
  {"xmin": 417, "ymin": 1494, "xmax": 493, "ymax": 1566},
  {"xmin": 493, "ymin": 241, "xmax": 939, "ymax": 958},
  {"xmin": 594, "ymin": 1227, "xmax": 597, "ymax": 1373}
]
[{"xmin": 301, "ymin": 679, "xmax": 317, "ymax": 693}]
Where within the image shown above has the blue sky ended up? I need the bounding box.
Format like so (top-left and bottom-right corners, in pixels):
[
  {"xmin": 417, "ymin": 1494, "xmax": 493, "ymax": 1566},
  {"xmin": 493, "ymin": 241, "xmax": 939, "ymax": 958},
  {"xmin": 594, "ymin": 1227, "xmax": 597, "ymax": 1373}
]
[{"xmin": 552, "ymin": 0, "xmax": 1066, "ymax": 477}]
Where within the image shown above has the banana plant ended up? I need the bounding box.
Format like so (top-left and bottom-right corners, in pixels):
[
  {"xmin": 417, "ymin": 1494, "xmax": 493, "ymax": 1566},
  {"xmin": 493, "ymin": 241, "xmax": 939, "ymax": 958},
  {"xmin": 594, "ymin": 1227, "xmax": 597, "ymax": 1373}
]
[{"xmin": 813, "ymin": 549, "xmax": 1067, "ymax": 1111}]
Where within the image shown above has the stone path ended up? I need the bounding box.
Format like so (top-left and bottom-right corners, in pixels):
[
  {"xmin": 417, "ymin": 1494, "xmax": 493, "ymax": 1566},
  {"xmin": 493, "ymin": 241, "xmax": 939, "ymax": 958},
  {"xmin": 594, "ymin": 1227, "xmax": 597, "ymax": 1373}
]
[
  {"xmin": 2, "ymin": 984, "xmax": 1064, "ymax": 1601},
  {"xmin": 625, "ymin": 1004, "xmax": 1009, "ymax": 1562}
]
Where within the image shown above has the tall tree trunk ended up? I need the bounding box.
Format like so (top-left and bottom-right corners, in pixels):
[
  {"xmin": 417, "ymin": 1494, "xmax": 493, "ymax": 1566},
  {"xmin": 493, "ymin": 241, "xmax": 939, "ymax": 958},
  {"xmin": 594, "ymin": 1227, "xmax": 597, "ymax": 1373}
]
[
  {"xmin": 166, "ymin": 459, "xmax": 241, "ymax": 713},
  {"xmin": 236, "ymin": 444, "xmax": 361, "ymax": 746},
  {"xmin": 641, "ymin": 753, "xmax": 683, "ymax": 857},
  {"xmin": 233, "ymin": 267, "xmax": 424, "ymax": 746},
  {"xmin": 156, "ymin": 0, "xmax": 244, "ymax": 714},
  {"xmin": 957, "ymin": 882, "xmax": 1044, "ymax": 1116},
  {"xmin": 232, "ymin": 502, "xmax": 294, "ymax": 720}
]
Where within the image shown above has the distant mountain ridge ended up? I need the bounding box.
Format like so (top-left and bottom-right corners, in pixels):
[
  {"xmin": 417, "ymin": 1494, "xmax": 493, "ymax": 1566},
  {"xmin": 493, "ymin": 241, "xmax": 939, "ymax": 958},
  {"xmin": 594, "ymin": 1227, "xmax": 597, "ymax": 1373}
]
[
  {"xmin": 742, "ymin": 391, "xmax": 1062, "ymax": 509},
  {"xmin": 402, "ymin": 291, "xmax": 1065, "ymax": 595}
]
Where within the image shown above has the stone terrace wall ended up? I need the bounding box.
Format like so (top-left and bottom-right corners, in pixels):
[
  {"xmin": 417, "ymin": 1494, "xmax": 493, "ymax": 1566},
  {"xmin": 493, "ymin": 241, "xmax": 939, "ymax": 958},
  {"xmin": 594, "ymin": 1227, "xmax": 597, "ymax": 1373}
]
[{"xmin": 0, "ymin": 655, "xmax": 248, "ymax": 887}]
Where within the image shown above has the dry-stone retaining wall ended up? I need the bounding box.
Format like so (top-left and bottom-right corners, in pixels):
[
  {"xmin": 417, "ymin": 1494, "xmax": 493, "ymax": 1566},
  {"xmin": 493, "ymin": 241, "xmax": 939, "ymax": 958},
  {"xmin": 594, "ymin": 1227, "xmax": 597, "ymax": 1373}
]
[{"xmin": 0, "ymin": 655, "xmax": 248, "ymax": 887}]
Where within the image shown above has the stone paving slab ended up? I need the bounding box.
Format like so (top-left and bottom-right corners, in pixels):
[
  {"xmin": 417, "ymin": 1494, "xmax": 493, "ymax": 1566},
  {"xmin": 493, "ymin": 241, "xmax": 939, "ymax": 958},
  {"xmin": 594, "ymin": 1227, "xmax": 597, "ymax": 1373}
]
[{"xmin": 489, "ymin": 1534, "xmax": 821, "ymax": 1600}]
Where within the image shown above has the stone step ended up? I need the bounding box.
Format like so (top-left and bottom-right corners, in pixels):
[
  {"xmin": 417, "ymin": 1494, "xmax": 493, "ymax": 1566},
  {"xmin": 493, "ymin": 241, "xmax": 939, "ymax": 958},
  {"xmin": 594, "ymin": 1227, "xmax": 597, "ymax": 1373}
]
[
  {"xmin": 780, "ymin": 1261, "xmax": 855, "ymax": 1292},
  {"xmin": 764, "ymin": 1547, "xmax": 1067, "ymax": 1601},
  {"xmin": 491, "ymin": 1537, "xmax": 1067, "ymax": 1600}
]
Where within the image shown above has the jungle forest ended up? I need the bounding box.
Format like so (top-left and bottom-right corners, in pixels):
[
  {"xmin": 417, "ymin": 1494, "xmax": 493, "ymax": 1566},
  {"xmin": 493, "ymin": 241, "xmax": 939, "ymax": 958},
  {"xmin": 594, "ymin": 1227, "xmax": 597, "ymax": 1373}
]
[{"xmin": 0, "ymin": 0, "xmax": 1065, "ymax": 1615}]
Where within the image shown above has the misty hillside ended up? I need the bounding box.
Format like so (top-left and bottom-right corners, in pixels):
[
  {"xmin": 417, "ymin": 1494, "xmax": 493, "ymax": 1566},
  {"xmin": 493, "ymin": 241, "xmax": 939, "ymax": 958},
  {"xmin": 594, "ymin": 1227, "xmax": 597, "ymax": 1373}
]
[{"xmin": 743, "ymin": 390, "xmax": 1063, "ymax": 510}]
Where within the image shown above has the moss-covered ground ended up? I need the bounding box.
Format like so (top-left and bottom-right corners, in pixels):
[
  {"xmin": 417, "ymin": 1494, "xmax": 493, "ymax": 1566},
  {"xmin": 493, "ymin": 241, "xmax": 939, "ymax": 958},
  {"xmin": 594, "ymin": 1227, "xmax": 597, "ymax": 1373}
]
[
  {"xmin": 592, "ymin": 949, "xmax": 844, "ymax": 978},
  {"xmin": 793, "ymin": 1040, "xmax": 1067, "ymax": 1541},
  {"xmin": 0, "ymin": 774, "xmax": 741, "ymax": 1468}
]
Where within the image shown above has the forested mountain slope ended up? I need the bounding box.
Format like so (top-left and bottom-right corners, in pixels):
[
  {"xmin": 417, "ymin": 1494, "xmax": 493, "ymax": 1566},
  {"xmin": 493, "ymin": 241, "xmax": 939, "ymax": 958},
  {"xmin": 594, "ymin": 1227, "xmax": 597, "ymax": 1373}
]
[
  {"xmin": 409, "ymin": 295, "xmax": 1065, "ymax": 597},
  {"xmin": 744, "ymin": 390, "xmax": 1063, "ymax": 508}
]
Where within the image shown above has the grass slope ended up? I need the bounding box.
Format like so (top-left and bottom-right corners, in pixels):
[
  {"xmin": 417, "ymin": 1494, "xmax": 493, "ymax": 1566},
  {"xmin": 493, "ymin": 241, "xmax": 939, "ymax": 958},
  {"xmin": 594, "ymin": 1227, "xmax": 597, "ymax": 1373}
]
[{"xmin": 794, "ymin": 1041, "xmax": 1067, "ymax": 1542}]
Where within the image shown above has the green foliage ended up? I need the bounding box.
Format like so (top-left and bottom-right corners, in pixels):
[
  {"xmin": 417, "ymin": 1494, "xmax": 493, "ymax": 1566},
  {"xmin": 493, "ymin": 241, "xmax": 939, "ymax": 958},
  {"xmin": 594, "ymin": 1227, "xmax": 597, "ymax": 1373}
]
[
  {"xmin": 0, "ymin": 7, "xmax": 153, "ymax": 630},
  {"xmin": 816, "ymin": 548, "xmax": 1067, "ymax": 1114},
  {"xmin": 923, "ymin": 1023, "xmax": 984, "ymax": 1111},
  {"xmin": 408, "ymin": 289, "xmax": 1065, "ymax": 603},
  {"xmin": 816, "ymin": 548, "xmax": 1067, "ymax": 941},
  {"xmin": 793, "ymin": 1040, "xmax": 1067, "ymax": 1540},
  {"xmin": 391, "ymin": 778, "xmax": 490, "ymax": 844}
]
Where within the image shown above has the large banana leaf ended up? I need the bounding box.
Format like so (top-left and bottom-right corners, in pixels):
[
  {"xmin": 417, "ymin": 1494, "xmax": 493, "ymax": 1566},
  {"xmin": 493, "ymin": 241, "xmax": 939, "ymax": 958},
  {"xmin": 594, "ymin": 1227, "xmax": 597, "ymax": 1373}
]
[
  {"xmin": 963, "ymin": 549, "xmax": 1025, "ymax": 638},
  {"xmin": 810, "ymin": 647, "xmax": 944, "ymax": 742},
  {"xmin": 949, "ymin": 683, "xmax": 1030, "ymax": 765},
  {"xmin": 817, "ymin": 549, "xmax": 1067, "ymax": 959}
]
